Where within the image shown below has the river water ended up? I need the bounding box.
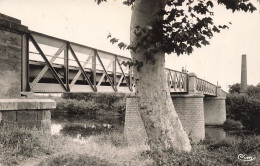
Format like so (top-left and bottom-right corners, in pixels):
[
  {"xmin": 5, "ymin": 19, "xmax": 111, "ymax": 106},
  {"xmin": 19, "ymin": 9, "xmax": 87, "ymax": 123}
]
[
  {"xmin": 51, "ymin": 113, "xmax": 124, "ymax": 138},
  {"xmin": 51, "ymin": 113, "xmax": 252, "ymax": 142}
]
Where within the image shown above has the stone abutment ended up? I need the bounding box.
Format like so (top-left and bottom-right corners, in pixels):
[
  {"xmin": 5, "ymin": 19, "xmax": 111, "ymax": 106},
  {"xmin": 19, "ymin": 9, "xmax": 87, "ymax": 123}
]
[{"xmin": 0, "ymin": 14, "xmax": 56, "ymax": 131}]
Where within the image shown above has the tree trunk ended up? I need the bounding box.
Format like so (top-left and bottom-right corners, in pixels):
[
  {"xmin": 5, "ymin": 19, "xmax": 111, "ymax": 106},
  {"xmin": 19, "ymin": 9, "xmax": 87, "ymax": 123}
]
[{"xmin": 130, "ymin": 0, "xmax": 191, "ymax": 152}]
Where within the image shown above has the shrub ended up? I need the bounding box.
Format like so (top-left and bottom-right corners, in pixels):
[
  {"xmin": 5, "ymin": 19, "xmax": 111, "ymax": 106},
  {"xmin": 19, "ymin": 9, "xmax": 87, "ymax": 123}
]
[
  {"xmin": 226, "ymin": 93, "xmax": 260, "ymax": 133},
  {"xmin": 55, "ymin": 98, "xmax": 99, "ymax": 115},
  {"xmin": 207, "ymin": 137, "xmax": 238, "ymax": 150},
  {"xmin": 223, "ymin": 119, "xmax": 243, "ymax": 130},
  {"xmin": 54, "ymin": 93, "xmax": 130, "ymax": 117}
]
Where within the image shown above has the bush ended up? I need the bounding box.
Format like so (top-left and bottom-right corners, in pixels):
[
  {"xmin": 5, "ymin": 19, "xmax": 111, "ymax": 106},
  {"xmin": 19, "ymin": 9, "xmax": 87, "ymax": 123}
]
[
  {"xmin": 224, "ymin": 119, "xmax": 243, "ymax": 130},
  {"xmin": 55, "ymin": 98, "xmax": 99, "ymax": 115},
  {"xmin": 226, "ymin": 93, "xmax": 260, "ymax": 133},
  {"xmin": 54, "ymin": 93, "xmax": 130, "ymax": 117},
  {"xmin": 207, "ymin": 137, "xmax": 238, "ymax": 150}
]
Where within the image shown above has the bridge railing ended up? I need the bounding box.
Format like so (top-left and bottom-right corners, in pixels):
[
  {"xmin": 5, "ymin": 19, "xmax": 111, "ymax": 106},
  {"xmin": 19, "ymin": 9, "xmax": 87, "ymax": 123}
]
[
  {"xmin": 196, "ymin": 78, "xmax": 217, "ymax": 96},
  {"xmin": 25, "ymin": 31, "xmax": 133, "ymax": 93},
  {"xmin": 22, "ymin": 30, "xmax": 224, "ymax": 96},
  {"xmin": 166, "ymin": 69, "xmax": 188, "ymax": 93}
]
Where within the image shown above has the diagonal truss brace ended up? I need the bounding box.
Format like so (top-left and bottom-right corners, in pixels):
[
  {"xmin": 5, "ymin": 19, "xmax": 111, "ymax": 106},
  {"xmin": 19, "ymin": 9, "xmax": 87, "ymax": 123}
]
[
  {"xmin": 30, "ymin": 44, "xmax": 66, "ymax": 89},
  {"xmin": 69, "ymin": 53, "xmax": 93, "ymax": 89},
  {"xmin": 117, "ymin": 65, "xmax": 129, "ymax": 89},
  {"xmin": 97, "ymin": 61, "xmax": 113, "ymax": 87},
  {"xmin": 96, "ymin": 51, "xmax": 117, "ymax": 92},
  {"xmin": 116, "ymin": 57, "xmax": 132, "ymax": 91},
  {"xmin": 68, "ymin": 44, "xmax": 97, "ymax": 92},
  {"xmin": 28, "ymin": 33, "xmax": 68, "ymax": 91}
]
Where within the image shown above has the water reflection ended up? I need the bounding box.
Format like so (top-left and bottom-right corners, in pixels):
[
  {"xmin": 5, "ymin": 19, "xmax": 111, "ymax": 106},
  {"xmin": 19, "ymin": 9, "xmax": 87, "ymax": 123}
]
[
  {"xmin": 205, "ymin": 126, "xmax": 226, "ymax": 141},
  {"xmin": 51, "ymin": 113, "xmax": 123, "ymax": 139},
  {"xmin": 51, "ymin": 123, "xmax": 63, "ymax": 135},
  {"xmin": 51, "ymin": 113, "xmax": 256, "ymax": 144}
]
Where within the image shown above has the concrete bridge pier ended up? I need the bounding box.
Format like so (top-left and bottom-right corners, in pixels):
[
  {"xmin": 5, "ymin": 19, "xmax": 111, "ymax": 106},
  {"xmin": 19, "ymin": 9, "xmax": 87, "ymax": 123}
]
[
  {"xmin": 0, "ymin": 14, "xmax": 56, "ymax": 131},
  {"xmin": 171, "ymin": 73, "xmax": 205, "ymax": 142},
  {"xmin": 204, "ymin": 86, "xmax": 226, "ymax": 125}
]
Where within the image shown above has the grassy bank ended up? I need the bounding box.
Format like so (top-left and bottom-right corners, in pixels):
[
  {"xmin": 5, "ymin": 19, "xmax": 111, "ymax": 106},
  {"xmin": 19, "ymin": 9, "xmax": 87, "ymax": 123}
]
[
  {"xmin": 40, "ymin": 134, "xmax": 260, "ymax": 166},
  {"xmin": 0, "ymin": 127, "xmax": 67, "ymax": 165},
  {"xmin": 1, "ymin": 125, "xmax": 259, "ymax": 165}
]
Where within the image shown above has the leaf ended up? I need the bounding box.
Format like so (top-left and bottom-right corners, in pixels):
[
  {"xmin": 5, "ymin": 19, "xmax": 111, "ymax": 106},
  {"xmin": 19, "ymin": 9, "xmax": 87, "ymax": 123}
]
[
  {"xmin": 110, "ymin": 38, "xmax": 119, "ymax": 44},
  {"xmin": 212, "ymin": 26, "xmax": 220, "ymax": 33},
  {"xmin": 219, "ymin": 25, "xmax": 229, "ymax": 29},
  {"xmin": 95, "ymin": 0, "xmax": 107, "ymax": 5},
  {"xmin": 196, "ymin": 43, "xmax": 201, "ymax": 48},
  {"xmin": 187, "ymin": 46, "xmax": 193, "ymax": 55},
  {"xmin": 201, "ymin": 40, "xmax": 210, "ymax": 46},
  {"xmin": 107, "ymin": 33, "xmax": 111, "ymax": 39},
  {"xmin": 206, "ymin": 1, "xmax": 214, "ymax": 8},
  {"xmin": 118, "ymin": 42, "xmax": 127, "ymax": 50},
  {"xmin": 123, "ymin": 0, "xmax": 135, "ymax": 6},
  {"xmin": 172, "ymin": 22, "xmax": 181, "ymax": 28}
]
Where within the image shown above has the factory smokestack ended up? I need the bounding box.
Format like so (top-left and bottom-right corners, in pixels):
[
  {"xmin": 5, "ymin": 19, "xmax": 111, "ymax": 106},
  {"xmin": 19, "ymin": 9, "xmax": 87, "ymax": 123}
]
[{"xmin": 240, "ymin": 54, "xmax": 247, "ymax": 94}]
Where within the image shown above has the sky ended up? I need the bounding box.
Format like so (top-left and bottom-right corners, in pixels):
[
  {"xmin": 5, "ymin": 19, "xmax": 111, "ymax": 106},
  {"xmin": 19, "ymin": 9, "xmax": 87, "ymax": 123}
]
[{"xmin": 0, "ymin": 0, "xmax": 259, "ymax": 91}]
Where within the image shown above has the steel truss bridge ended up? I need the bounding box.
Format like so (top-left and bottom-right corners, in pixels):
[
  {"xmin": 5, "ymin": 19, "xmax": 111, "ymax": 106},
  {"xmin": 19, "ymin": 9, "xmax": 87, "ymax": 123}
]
[{"xmin": 21, "ymin": 31, "xmax": 225, "ymax": 96}]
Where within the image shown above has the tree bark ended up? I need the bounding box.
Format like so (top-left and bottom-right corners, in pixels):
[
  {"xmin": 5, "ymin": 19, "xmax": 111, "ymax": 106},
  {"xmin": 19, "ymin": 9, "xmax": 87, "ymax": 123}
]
[{"xmin": 130, "ymin": 0, "xmax": 191, "ymax": 152}]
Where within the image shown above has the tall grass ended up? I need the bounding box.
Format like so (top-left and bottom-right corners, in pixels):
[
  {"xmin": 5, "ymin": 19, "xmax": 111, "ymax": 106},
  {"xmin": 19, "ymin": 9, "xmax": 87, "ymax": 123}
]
[
  {"xmin": 0, "ymin": 127, "xmax": 66, "ymax": 165},
  {"xmin": 39, "ymin": 131, "xmax": 151, "ymax": 166},
  {"xmin": 1, "ymin": 125, "xmax": 259, "ymax": 165}
]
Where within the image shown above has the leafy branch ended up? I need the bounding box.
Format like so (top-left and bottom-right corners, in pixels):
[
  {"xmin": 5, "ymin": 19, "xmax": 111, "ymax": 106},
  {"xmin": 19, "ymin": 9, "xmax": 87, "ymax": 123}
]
[
  {"xmin": 97, "ymin": 0, "xmax": 256, "ymax": 58},
  {"xmin": 107, "ymin": 32, "xmax": 130, "ymax": 50}
]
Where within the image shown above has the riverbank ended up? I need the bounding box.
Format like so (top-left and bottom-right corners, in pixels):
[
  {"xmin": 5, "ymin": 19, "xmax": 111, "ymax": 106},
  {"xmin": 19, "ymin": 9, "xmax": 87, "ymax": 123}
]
[
  {"xmin": 1, "ymin": 93, "xmax": 259, "ymax": 165},
  {"xmin": 1, "ymin": 125, "xmax": 259, "ymax": 165}
]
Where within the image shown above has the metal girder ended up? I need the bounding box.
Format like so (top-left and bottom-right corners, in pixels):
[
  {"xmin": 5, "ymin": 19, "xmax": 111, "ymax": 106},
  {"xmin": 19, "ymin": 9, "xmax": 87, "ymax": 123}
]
[
  {"xmin": 25, "ymin": 31, "xmax": 222, "ymax": 95},
  {"xmin": 92, "ymin": 50, "xmax": 97, "ymax": 89},
  {"xmin": 30, "ymin": 44, "xmax": 65, "ymax": 89},
  {"xmin": 68, "ymin": 44, "xmax": 96, "ymax": 92},
  {"xmin": 129, "ymin": 66, "xmax": 133, "ymax": 89},
  {"xmin": 64, "ymin": 42, "xmax": 70, "ymax": 91},
  {"xmin": 116, "ymin": 57, "xmax": 132, "ymax": 91},
  {"xmin": 28, "ymin": 33, "xmax": 68, "ymax": 91},
  {"xmin": 69, "ymin": 53, "xmax": 93, "ymax": 89},
  {"xmin": 96, "ymin": 51, "xmax": 117, "ymax": 92},
  {"xmin": 113, "ymin": 56, "xmax": 117, "ymax": 89},
  {"xmin": 21, "ymin": 33, "xmax": 29, "ymax": 92},
  {"xmin": 117, "ymin": 64, "xmax": 129, "ymax": 89},
  {"xmin": 97, "ymin": 61, "xmax": 113, "ymax": 87}
]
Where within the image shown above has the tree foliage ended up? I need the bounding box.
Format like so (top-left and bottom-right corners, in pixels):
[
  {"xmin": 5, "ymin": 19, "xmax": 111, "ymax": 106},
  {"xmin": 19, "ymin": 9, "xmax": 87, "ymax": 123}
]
[
  {"xmin": 229, "ymin": 83, "xmax": 241, "ymax": 94},
  {"xmin": 229, "ymin": 83, "xmax": 260, "ymax": 97},
  {"xmin": 226, "ymin": 93, "xmax": 260, "ymax": 132},
  {"xmin": 97, "ymin": 0, "xmax": 256, "ymax": 59}
]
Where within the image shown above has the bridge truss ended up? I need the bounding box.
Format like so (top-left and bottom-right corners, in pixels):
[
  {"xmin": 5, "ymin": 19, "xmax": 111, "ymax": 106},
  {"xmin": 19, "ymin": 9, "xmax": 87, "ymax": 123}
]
[{"xmin": 21, "ymin": 31, "xmax": 225, "ymax": 96}]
